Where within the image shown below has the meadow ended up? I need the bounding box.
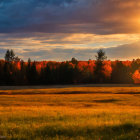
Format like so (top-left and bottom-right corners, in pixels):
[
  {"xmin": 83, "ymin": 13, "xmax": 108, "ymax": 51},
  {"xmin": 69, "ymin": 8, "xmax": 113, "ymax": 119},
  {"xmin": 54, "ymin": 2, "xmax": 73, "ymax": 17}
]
[{"xmin": 0, "ymin": 86, "xmax": 140, "ymax": 140}]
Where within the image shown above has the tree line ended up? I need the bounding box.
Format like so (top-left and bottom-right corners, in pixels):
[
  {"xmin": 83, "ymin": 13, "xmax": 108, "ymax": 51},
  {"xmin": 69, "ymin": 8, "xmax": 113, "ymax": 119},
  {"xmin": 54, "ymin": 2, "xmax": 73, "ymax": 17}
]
[{"xmin": 0, "ymin": 49, "xmax": 140, "ymax": 85}]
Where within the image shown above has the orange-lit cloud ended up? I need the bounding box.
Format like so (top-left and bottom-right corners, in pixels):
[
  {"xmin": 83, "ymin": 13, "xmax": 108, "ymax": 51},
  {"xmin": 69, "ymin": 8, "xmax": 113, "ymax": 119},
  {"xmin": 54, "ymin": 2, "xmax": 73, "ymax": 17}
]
[{"xmin": 0, "ymin": 0, "xmax": 140, "ymax": 60}]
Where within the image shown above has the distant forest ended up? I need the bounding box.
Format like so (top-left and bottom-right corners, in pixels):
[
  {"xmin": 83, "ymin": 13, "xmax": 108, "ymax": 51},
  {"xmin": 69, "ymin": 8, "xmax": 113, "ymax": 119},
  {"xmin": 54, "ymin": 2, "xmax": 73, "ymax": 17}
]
[{"xmin": 0, "ymin": 49, "xmax": 140, "ymax": 85}]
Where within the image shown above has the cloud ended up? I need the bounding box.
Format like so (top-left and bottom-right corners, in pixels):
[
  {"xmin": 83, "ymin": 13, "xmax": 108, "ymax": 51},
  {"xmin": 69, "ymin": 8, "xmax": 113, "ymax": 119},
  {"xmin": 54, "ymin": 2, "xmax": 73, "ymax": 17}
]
[
  {"xmin": 1, "ymin": 0, "xmax": 140, "ymax": 34},
  {"xmin": 0, "ymin": 41, "xmax": 139, "ymax": 61},
  {"xmin": 0, "ymin": 33, "xmax": 139, "ymax": 47},
  {"xmin": 10, "ymin": 42, "xmax": 139, "ymax": 61},
  {"xmin": 0, "ymin": 32, "xmax": 139, "ymax": 60},
  {"xmin": 0, "ymin": 48, "xmax": 7, "ymax": 59},
  {"xmin": 105, "ymin": 42, "xmax": 140, "ymax": 60},
  {"xmin": 0, "ymin": 0, "xmax": 140, "ymax": 61}
]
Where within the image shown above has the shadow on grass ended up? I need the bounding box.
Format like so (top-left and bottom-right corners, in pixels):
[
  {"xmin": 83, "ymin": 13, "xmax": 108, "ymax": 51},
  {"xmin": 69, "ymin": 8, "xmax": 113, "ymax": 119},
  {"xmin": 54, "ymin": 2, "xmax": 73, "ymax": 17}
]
[
  {"xmin": 92, "ymin": 99, "xmax": 119, "ymax": 103},
  {"xmin": 0, "ymin": 91, "xmax": 112, "ymax": 95},
  {"xmin": 0, "ymin": 91, "xmax": 139, "ymax": 95},
  {"xmin": 52, "ymin": 91, "xmax": 111, "ymax": 94},
  {"xmin": 115, "ymin": 92, "xmax": 140, "ymax": 94},
  {"xmin": 33, "ymin": 123, "xmax": 139, "ymax": 140}
]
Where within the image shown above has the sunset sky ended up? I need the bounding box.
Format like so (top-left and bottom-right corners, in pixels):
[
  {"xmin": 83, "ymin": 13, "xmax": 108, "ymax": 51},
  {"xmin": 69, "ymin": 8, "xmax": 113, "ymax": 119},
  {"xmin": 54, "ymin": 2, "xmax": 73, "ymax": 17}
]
[{"xmin": 0, "ymin": 0, "xmax": 140, "ymax": 61}]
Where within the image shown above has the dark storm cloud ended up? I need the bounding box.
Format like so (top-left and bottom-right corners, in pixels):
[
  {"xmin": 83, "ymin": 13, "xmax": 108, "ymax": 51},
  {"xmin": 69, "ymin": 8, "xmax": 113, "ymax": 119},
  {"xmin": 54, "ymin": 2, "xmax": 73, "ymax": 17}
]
[
  {"xmin": 0, "ymin": 0, "xmax": 76, "ymax": 33},
  {"xmin": 1, "ymin": 0, "xmax": 140, "ymax": 34}
]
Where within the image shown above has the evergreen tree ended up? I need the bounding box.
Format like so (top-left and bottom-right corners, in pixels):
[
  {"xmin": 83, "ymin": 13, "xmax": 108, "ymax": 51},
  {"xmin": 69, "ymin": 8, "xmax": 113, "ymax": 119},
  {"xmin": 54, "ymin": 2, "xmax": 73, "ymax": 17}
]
[
  {"xmin": 10, "ymin": 50, "xmax": 15, "ymax": 61},
  {"xmin": 5, "ymin": 49, "xmax": 20, "ymax": 62},
  {"xmin": 111, "ymin": 61, "xmax": 133, "ymax": 83},
  {"xmin": 94, "ymin": 49, "xmax": 107, "ymax": 83},
  {"xmin": 71, "ymin": 57, "xmax": 78, "ymax": 65},
  {"xmin": 5, "ymin": 50, "xmax": 11, "ymax": 62}
]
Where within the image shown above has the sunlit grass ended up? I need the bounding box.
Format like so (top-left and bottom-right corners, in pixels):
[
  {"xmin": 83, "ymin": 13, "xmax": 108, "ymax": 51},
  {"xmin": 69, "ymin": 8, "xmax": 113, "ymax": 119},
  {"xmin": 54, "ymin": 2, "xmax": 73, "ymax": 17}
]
[{"xmin": 0, "ymin": 87, "xmax": 140, "ymax": 140}]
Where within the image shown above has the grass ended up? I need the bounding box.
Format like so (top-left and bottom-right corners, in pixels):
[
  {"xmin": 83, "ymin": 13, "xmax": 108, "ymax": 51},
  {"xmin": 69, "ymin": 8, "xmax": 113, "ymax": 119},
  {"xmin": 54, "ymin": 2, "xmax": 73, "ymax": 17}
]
[{"xmin": 0, "ymin": 86, "xmax": 140, "ymax": 140}]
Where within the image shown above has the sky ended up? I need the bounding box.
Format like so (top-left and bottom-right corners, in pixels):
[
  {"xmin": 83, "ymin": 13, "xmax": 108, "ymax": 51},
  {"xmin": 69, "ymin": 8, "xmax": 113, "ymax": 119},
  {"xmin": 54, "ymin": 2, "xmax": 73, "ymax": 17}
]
[{"xmin": 0, "ymin": 0, "xmax": 140, "ymax": 61}]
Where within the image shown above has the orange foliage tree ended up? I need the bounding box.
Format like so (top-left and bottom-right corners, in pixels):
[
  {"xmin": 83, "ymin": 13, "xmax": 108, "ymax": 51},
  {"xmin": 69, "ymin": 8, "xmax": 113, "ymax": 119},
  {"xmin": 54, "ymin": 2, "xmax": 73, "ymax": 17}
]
[{"xmin": 132, "ymin": 69, "xmax": 140, "ymax": 84}]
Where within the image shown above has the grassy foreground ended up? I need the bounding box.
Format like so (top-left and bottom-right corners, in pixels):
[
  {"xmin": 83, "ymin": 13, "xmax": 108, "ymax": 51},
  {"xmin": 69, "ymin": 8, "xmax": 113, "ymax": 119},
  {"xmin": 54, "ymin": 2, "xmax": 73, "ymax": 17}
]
[{"xmin": 0, "ymin": 86, "xmax": 140, "ymax": 140}]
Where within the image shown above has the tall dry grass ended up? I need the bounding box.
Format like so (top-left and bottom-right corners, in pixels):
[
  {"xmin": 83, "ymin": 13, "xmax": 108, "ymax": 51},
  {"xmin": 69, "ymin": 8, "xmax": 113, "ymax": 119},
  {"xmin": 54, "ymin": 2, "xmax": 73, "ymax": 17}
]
[{"xmin": 0, "ymin": 87, "xmax": 139, "ymax": 139}]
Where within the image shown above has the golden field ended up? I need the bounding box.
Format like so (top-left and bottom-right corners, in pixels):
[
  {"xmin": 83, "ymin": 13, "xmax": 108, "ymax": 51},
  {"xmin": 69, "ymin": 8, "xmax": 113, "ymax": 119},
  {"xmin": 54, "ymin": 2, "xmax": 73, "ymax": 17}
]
[{"xmin": 0, "ymin": 86, "xmax": 140, "ymax": 140}]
